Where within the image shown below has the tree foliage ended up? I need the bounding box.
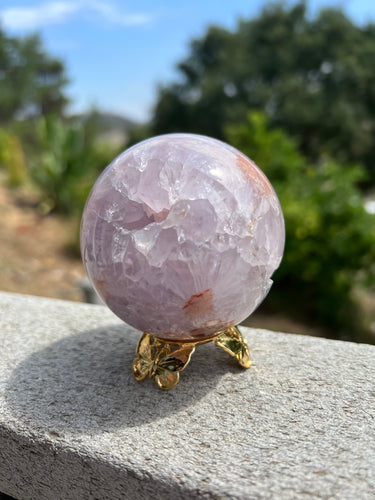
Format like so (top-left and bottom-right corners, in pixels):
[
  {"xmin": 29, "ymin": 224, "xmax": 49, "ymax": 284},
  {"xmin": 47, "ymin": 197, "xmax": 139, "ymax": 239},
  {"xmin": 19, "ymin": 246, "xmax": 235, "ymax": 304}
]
[
  {"xmin": 227, "ymin": 113, "xmax": 375, "ymax": 338},
  {"xmin": 0, "ymin": 30, "xmax": 68, "ymax": 122},
  {"xmin": 152, "ymin": 2, "xmax": 375, "ymax": 178}
]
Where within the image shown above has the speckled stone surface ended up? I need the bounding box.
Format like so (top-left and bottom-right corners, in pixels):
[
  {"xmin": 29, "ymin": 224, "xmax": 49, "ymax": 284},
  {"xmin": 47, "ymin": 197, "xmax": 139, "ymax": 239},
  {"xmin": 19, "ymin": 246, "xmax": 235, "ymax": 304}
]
[
  {"xmin": 0, "ymin": 291, "xmax": 374, "ymax": 500},
  {"xmin": 81, "ymin": 134, "xmax": 285, "ymax": 341}
]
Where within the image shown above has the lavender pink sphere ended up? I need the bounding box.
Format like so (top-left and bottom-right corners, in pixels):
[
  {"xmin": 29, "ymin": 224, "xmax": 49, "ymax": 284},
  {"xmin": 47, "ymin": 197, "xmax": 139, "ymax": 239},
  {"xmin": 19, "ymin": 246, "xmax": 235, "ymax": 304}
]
[{"xmin": 81, "ymin": 134, "xmax": 285, "ymax": 341}]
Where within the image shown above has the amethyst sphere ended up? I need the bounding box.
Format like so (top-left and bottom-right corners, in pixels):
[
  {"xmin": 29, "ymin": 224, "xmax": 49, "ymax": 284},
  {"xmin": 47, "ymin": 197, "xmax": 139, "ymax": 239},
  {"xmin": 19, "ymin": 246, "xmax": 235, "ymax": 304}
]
[{"xmin": 81, "ymin": 134, "xmax": 285, "ymax": 341}]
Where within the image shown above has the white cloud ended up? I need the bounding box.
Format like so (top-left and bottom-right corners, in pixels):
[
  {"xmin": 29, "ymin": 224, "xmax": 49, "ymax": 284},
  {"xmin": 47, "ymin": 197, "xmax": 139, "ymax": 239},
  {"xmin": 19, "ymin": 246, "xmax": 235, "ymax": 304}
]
[
  {"xmin": 1, "ymin": 2, "xmax": 79, "ymax": 30},
  {"xmin": 88, "ymin": 1, "xmax": 153, "ymax": 26},
  {"xmin": 0, "ymin": 1, "xmax": 152, "ymax": 31}
]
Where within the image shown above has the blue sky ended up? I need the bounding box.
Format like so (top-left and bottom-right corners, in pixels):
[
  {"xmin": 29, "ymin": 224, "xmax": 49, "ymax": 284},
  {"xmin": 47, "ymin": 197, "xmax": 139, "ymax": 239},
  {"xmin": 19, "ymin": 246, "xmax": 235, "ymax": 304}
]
[{"xmin": 1, "ymin": 0, "xmax": 374, "ymax": 122}]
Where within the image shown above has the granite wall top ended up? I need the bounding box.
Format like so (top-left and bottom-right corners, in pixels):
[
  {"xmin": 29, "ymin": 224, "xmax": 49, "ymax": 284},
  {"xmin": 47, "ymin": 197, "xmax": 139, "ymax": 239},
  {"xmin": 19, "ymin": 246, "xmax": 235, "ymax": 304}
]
[{"xmin": 0, "ymin": 291, "xmax": 374, "ymax": 499}]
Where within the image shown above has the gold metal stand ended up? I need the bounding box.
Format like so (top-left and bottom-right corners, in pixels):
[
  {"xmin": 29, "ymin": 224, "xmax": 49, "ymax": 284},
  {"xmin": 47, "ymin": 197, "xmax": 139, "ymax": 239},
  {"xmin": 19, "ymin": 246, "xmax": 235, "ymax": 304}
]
[{"xmin": 133, "ymin": 326, "xmax": 251, "ymax": 390}]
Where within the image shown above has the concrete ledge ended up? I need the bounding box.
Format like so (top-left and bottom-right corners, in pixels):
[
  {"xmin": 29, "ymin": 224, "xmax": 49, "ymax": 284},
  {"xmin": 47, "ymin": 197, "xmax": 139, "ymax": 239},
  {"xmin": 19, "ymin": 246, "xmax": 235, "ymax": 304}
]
[{"xmin": 0, "ymin": 291, "xmax": 374, "ymax": 499}]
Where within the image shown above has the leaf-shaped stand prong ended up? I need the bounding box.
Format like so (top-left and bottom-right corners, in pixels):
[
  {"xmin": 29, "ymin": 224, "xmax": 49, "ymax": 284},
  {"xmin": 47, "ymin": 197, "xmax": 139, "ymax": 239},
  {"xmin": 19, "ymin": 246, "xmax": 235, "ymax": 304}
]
[
  {"xmin": 133, "ymin": 333, "xmax": 163, "ymax": 381},
  {"xmin": 133, "ymin": 327, "xmax": 251, "ymax": 390},
  {"xmin": 215, "ymin": 326, "xmax": 252, "ymax": 369},
  {"xmin": 132, "ymin": 333, "xmax": 196, "ymax": 390}
]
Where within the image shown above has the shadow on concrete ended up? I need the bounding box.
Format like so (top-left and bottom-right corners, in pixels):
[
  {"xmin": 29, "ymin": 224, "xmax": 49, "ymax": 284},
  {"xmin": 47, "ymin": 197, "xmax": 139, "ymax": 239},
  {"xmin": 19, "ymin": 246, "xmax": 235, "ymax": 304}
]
[{"xmin": 5, "ymin": 324, "xmax": 240, "ymax": 434}]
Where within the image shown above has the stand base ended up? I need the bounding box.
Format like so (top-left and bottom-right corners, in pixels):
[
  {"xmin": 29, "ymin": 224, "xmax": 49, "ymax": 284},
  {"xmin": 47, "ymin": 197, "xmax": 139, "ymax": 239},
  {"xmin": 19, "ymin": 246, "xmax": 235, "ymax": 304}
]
[{"xmin": 133, "ymin": 326, "xmax": 251, "ymax": 390}]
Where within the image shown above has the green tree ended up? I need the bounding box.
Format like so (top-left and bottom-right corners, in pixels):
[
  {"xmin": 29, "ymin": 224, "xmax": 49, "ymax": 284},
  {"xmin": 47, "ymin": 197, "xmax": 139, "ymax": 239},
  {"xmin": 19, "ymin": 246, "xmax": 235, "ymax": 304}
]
[
  {"xmin": 227, "ymin": 112, "xmax": 375, "ymax": 339},
  {"xmin": 152, "ymin": 2, "xmax": 375, "ymax": 178},
  {"xmin": 0, "ymin": 30, "xmax": 68, "ymax": 122}
]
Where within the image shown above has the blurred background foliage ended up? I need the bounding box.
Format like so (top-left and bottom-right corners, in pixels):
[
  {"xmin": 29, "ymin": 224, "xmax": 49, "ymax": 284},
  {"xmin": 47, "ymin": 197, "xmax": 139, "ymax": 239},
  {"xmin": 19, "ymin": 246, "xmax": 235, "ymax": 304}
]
[
  {"xmin": 30, "ymin": 114, "xmax": 121, "ymax": 215},
  {"xmin": 0, "ymin": 129, "xmax": 26, "ymax": 186},
  {"xmin": 152, "ymin": 2, "xmax": 375, "ymax": 182},
  {"xmin": 227, "ymin": 112, "xmax": 375, "ymax": 339},
  {"xmin": 1, "ymin": 1, "xmax": 375, "ymax": 342},
  {"xmin": 0, "ymin": 32, "xmax": 68, "ymax": 121}
]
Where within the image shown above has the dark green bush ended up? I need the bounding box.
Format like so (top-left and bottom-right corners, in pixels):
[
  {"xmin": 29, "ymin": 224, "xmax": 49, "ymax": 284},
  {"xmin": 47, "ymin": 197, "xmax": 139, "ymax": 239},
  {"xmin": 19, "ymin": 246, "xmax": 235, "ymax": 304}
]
[{"xmin": 227, "ymin": 112, "xmax": 375, "ymax": 339}]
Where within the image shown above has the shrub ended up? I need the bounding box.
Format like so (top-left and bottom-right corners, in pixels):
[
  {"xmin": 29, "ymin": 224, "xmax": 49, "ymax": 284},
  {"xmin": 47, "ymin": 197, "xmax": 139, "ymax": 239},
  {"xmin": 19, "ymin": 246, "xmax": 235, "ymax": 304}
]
[
  {"xmin": 30, "ymin": 114, "xmax": 119, "ymax": 214},
  {"xmin": 0, "ymin": 129, "xmax": 27, "ymax": 186},
  {"xmin": 227, "ymin": 112, "xmax": 375, "ymax": 339}
]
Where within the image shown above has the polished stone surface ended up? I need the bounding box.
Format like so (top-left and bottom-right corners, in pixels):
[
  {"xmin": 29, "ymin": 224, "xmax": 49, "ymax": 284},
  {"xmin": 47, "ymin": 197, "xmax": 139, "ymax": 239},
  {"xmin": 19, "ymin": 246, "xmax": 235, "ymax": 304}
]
[{"xmin": 81, "ymin": 134, "xmax": 285, "ymax": 340}]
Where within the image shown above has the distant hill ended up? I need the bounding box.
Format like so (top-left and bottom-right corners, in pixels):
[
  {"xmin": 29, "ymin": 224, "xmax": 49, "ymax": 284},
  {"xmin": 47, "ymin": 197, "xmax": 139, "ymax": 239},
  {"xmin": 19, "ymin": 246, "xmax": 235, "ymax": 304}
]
[
  {"xmin": 73, "ymin": 111, "xmax": 140, "ymax": 133},
  {"xmin": 72, "ymin": 111, "xmax": 144, "ymax": 148}
]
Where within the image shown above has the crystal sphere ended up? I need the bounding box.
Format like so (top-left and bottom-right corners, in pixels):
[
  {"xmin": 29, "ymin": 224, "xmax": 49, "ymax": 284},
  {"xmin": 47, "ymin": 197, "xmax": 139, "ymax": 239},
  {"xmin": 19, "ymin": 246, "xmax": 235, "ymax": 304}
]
[{"xmin": 81, "ymin": 134, "xmax": 285, "ymax": 341}]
